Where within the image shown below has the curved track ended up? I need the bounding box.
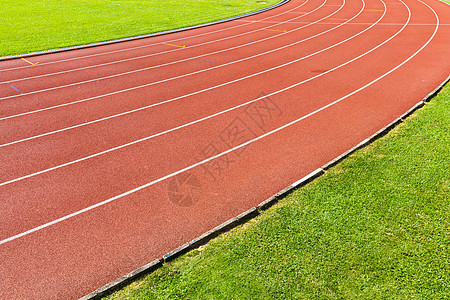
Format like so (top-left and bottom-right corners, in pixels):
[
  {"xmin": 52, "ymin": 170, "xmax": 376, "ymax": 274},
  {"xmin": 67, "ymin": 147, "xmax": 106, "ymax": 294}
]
[{"xmin": 0, "ymin": 0, "xmax": 449, "ymax": 298}]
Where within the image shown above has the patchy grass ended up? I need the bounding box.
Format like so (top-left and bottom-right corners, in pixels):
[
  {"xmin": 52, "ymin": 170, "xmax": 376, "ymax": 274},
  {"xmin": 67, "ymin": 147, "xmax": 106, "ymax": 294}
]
[
  {"xmin": 0, "ymin": 0, "xmax": 279, "ymax": 57},
  {"xmin": 104, "ymin": 80, "xmax": 450, "ymax": 299}
]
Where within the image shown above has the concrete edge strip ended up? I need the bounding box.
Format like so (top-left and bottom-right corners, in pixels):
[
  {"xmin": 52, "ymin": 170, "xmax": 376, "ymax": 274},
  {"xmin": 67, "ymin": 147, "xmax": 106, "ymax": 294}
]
[
  {"xmin": 0, "ymin": 0, "xmax": 290, "ymax": 62},
  {"xmin": 257, "ymin": 168, "xmax": 324, "ymax": 211},
  {"xmin": 79, "ymin": 74, "xmax": 450, "ymax": 300},
  {"xmin": 78, "ymin": 259, "xmax": 163, "ymax": 300}
]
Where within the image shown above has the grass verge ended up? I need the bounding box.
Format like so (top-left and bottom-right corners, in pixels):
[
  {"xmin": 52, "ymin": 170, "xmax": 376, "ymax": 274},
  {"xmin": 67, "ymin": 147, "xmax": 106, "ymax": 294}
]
[
  {"xmin": 104, "ymin": 80, "xmax": 450, "ymax": 299},
  {"xmin": 0, "ymin": 0, "xmax": 278, "ymax": 57}
]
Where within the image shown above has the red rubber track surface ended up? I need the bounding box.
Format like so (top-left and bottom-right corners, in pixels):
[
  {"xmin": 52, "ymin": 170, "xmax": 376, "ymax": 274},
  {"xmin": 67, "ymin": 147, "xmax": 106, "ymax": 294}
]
[{"xmin": 1, "ymin": 0, "xmax": 449, "ymax": 298}]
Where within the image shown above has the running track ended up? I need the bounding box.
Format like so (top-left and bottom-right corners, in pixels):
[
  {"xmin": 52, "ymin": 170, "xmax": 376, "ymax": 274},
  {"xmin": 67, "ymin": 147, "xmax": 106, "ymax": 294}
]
[{"xmin": 1, "ymin": 0, "xmax": 449, "ymax": 298}]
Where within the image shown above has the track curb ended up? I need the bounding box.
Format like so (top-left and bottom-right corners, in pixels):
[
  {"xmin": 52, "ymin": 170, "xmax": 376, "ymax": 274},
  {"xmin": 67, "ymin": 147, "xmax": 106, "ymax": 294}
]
[
  {"xmin": 0, "ymin": 0, "xmax": 289, "ymax": 62},
  {"xmin": 79, "ymin": 259, "xmax": 162, "ymax": 300}
]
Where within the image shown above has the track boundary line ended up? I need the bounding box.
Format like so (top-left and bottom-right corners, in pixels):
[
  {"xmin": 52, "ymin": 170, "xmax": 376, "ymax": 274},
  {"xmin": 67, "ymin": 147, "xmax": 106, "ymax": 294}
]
[{"xmin": 0, "ymin": 0, "xmax": 290, "ymax": 62}]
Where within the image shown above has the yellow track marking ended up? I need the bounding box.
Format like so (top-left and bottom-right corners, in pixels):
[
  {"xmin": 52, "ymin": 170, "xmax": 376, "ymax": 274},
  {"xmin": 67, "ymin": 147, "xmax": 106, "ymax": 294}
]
[
  {"xmin": 21, "ymin": 58, "xmax": 39, "ymax": 65},
  {"xmin": 262, "ymin": 28, "xmax": 287, "ymax": 32},
  {"xmin": 161, "ymin": 42, "xmax": 186, "ymax": 48},
  {"xmin": 326, "ymin": 18, "xmax": 349, "ymax": 21}
]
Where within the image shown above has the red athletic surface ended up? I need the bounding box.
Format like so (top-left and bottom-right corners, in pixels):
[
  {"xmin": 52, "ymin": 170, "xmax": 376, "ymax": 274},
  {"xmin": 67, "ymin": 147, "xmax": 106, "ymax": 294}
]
[{"xmin": 1, "ymin": 0, "xmax": 449, "ymax": 298}]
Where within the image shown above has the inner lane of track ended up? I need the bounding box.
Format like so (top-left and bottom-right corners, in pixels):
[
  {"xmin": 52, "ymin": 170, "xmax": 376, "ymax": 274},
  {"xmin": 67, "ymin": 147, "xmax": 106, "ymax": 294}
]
[{"xmin": 1, "ymin": 0, "xmax": 449, "ymax": 298}]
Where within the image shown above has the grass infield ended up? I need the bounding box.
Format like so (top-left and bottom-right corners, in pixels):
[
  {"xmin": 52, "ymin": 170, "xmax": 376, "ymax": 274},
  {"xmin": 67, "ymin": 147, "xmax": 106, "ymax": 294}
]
[
  {"xmin": 0, "ymin": 0, "xmax": 278, "ymax": 57},
  {"xmin": 104, "ymin": 80, "xmax": 450, "ymax": 299}
]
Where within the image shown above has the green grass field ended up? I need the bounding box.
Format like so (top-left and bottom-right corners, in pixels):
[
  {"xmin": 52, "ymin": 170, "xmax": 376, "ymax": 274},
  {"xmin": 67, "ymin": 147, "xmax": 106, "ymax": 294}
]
[
  {"xmin": 104, "ymin": 80, "xmax": 450, "ymax": 299},
  {"xmin": 0, "ymin": 0, "xmax": 278, "ymax": 57}
]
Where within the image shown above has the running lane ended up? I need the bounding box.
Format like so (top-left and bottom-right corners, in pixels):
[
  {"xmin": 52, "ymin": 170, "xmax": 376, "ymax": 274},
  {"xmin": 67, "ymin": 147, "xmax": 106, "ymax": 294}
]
[{"xmin": 0, "ymin": 0, "xmax": 449, "ymax": 298}]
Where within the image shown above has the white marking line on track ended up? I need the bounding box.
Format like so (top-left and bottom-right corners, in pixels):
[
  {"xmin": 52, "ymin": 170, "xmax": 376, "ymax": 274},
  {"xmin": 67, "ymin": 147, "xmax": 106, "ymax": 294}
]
[
  {"xmin": 0, "ymin": 0, "xmax": 312, "ymax": 75},
  {"xmin": 0, "ymin": 0, "xmax": 351, "ymax": 126},
  {"xmin": 0, "ymin": 0, "xmax": 325, "ymax": 93},
  {"xmin": 0, "ymin": 6, "xmax": 340, "ymax": 117},
  {"xmin": 0, "ymin": 0, "xmax": 386, "ymax": 186},
  {"xmin": 1, "ymin": 0, "xmax": 440, "ymax": 246},
  {"xmin": 0, "ymin": 1, "xmax": 346, "ymax": 122},
  {"xmin": 0, "ymin": 0, "xmax": 355, "ymax": 145},
  {"xmin": 244, "ymin": 20, "xmax": 445, "ymax": 25}
]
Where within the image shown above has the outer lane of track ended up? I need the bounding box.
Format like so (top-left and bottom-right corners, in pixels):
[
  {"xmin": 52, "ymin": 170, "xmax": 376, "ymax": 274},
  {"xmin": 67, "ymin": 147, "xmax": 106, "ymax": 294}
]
[{"xmin": 0, "ymin": 0, "xmax": 449, "ymax": 298}]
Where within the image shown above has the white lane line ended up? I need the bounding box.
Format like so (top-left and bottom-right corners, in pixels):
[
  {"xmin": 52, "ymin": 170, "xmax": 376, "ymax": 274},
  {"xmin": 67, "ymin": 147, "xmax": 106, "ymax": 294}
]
[
  {"xmin": 0, "ymin": 0, "xmax": 345, "ymax": 123},
  {"xmin": 243, "ymin": 20, "xmax": 446, "ymax": 25},
  {"xmin": 0, "ymin": 0, "xmax": 326, "ymax": 95},
  {"xmin": 0, "ymin": 0, "xmax": 353, "ymax": 145},
  {"xmin": 0, "ymin": 2, "xmax": 332, "ymax": 111},
  {"xmin": 0, "ymin": 0, "xmax": 311, "ymax": 75},
  {"xmin": 1, "ymin": 0, "xmax": 390, "ymax": 187},
  {"xmin": 2, "ymin": 0, "xmax": 440, "ymax": 246}
]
